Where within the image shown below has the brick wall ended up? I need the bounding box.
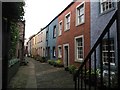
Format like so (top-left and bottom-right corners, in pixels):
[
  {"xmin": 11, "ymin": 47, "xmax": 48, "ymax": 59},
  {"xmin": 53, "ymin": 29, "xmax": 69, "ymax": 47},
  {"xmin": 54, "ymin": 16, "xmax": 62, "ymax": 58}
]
[{"xmin": 57, "ymin": 1, "xmax": 90, "ymax": 68}]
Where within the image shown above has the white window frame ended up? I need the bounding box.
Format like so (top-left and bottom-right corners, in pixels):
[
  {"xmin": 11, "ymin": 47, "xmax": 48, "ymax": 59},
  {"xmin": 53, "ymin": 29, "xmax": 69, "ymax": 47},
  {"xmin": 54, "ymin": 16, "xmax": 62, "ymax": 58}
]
[
  {"xmin": 58, "ymin": 45, "xmax": 62, "ymax": 58},
  {"xmin": 53, "ymin": 47, "xmax": 56, "ymax": 58},
  {"xmin": 100, "ymin": 0, "xmax": 114, "ymax": 13},
  {"xmin": 58, "ymin": 20, "xmax": 62, "ymax": 36},
  {"xmin": 53, "ymin": 25, "xmax": 56, "ymax": 38},
  {"xmin": 64, "ymin": 12, "xmax": 71, "ymax": 31},
  {"xmin": 75, "ymin": 35, "xmax": 84, "ymax": 62},
  {"xmin": 76, "ymin": 1, "xmax": 85, "ymax": 26},
  {"xmin": 102, "ymin": 39, "xmax": 115, "ymax": 66}
]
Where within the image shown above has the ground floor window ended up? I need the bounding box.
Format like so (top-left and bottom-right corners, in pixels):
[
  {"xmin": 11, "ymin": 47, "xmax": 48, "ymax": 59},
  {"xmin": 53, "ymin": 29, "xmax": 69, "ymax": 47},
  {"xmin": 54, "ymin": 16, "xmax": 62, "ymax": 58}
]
[
  {"xmin": 53, "ymin": 47, "xmax": 56, "ymax": 58},
  {"xmin": 58, "ymin": 45, "xmax": 62, "ymax": 58},
  {"xmin": 75, "ymin": 35, "xmax": 84, "ymax": 62},
  {"xmin": 102, "ymin": 39, "xmax": 115, "ymax": 65}
]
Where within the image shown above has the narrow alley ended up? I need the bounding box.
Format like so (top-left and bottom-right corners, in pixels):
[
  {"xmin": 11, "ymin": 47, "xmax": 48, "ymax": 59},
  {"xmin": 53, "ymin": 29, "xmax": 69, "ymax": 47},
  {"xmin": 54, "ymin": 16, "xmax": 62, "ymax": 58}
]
[
  {"xmin": 8, "ymin": 57, "xmax": 74, "ymax": 89},
  {"xmin": 2, "ymin": 1, "xmax": 120, "ymax": 90}
]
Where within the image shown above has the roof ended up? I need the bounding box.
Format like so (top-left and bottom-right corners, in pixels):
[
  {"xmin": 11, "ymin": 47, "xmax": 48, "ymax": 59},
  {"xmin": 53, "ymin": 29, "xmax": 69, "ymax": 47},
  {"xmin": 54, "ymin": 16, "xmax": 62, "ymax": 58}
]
[
  {"xmin": 35, "ymin": 1, "xmax": 74, "ymax": 36},
  {"xmin": 29, "ymin": 34, "xmax": 36, "ymax": 40}
]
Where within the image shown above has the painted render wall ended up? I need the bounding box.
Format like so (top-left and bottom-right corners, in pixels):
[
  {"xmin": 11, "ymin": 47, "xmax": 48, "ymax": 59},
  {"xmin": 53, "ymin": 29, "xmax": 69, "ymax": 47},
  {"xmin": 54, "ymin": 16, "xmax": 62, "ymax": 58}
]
[
  {"xmin": 37, "ymin": 28, "xmax": 46, "ymax": 57},
  {"xmin": 90, "ymin": 0, "xmax": 118, "ymax": 69},
  {"xmin": 47, "ymin": 18, "xmax": 58, "ymax": 60},
  {"xmin": 27, "ymin": 40, "xmax": 31, "ymax": 56},
  {"xmin": 31, "ymin": 36, "xmax": 35, "ymax": 56}
]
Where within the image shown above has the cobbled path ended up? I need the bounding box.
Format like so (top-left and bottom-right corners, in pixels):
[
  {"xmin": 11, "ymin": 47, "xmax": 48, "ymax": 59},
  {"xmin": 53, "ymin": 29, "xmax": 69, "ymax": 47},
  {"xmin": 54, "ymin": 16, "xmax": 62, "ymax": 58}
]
[
  {"xmin": 8, "ymin": 57, "xmax": 74, "ymax": 89},
  {"xmin": 32, "ymin": 58, "xmax": 74, "ymax": 88}
]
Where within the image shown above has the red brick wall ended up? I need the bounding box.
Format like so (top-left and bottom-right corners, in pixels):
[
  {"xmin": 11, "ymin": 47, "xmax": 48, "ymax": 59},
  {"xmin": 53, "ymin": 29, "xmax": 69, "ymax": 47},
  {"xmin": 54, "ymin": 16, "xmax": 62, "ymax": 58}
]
[{"xmin": 56, "ymin": 1, "xmax": 90, "ymax": 68}]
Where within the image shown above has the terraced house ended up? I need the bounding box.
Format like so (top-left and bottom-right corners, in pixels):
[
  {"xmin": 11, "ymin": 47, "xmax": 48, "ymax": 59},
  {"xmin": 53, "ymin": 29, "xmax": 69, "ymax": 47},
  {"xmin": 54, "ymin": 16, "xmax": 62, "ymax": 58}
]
[
  {"xmin": 26, "ymin": 0, "xmax": 120, "ymax": 89},
  {"xmin": 74, "ymin": 0, "xmax": 120, "ymax": 89},
  {"xmin": 35, "ymin": 28, "xmax": 47, "ymax": 57},
  {"xmin": 27, "ymin": 34, "xmax": 35, "ymax": 57},
  {"xmin": 27, "ymin": 0, "xmax": 90, "ymax": 67},
  {"xmin": 27, "ymin": 0, "xmax": 119, "ymax": 76},
  {"xmin": 46, "ymin": 18, "xmax": 58, "ymax": 60},
  {"xmin": 90, "ymin": 0, "xmax": 118, "ymax": 79},
  {"xmin": 56, "ymin": 1, "xmax": 90, "ymax": 68}
]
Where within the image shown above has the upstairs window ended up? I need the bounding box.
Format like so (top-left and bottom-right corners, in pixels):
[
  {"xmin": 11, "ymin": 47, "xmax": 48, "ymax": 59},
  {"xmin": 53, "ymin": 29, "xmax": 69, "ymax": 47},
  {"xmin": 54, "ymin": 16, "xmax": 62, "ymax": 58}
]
[
  {"xmin": 46, "ymin": 31, "xmax": 48, "ymax": 41},
  {"xmin": 76, "ymin": 2, "xmax": 85, "ymax": 25},
  {"xmin": 58, "ymin": 21, "xmax": 62, "ymax": 36},
  {"xmin": 65, "ymin": 13, "xmax": 70, "ymax": 31},
  {"xmin": 100, "ymin": 0, "xmax": 114, "ymax": 13},
  {"xmin": 53, "ymin": 25, "xmax": 56, "ymax": 38}
]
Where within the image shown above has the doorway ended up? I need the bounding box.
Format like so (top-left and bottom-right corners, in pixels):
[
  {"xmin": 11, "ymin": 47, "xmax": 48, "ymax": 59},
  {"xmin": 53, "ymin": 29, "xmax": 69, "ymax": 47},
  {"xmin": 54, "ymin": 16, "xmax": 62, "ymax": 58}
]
[
  {"xmin": 47, "ymin": 47, "xmax": 50, "ymax": 59},
  {"xmin": 63, "ymin": 44, "xmax": 69, "ymax": 68}
]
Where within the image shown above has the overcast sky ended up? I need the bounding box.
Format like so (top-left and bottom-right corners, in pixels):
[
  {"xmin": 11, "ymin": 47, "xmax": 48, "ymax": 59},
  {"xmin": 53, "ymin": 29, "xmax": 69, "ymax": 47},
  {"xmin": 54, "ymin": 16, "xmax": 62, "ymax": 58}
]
[{"xmin": 24, "ymin": 0, "xmax": 73, "ymax": 40}]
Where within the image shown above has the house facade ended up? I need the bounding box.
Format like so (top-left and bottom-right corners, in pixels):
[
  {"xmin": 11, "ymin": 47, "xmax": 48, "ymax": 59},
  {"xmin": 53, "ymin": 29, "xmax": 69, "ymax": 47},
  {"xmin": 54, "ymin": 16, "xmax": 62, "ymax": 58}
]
[
  {"xmin": 27, "ymin": 27, "xmax": 47, "ymax": 58},
  {"xmin": 27, "ymin": 34, "xmax": 35, "ymax": 57},
  {"xmin": 46, "ymin": 18, "xmax": 58, "ymax": 60},
  {"xmin": 90, "ymin": 0, "xmax": 118, "ymax": 71},
  {"xmin": 56, "ymin": 1, "xmax": 90, "ymax": 68},
  {"xmin": 31, "ymin": 35, "xmax": 36, "ymax": 57},
  {"xmin": 16, "ymin": 21, "xmax": 25, "ymax": 63},
  {"xmin": 27, "ymin": 39, "xmax": 31, "ymax": 56},
  {"xmin": 36, "ymin": 28, "xmax": 47, "ymax": 57},
  {"xmin": 27, "ymin": 0, "xmax": 91, "ymax": 68}
]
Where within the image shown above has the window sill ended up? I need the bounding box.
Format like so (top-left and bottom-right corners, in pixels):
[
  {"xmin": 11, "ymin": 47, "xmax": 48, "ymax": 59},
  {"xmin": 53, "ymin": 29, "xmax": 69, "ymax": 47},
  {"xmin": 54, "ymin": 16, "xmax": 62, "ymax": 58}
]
[
  {"xmin": 75, "ymin": 60, "xmax": 83, "ymax": 63},
  {"xmin": 58, "ymin": 56, "xmax": 62, "ymax": 59},
  {"xmin": 64, "ymin": 28, "xmax": 70, "ymax": 32},
  {"xmin": 99, "ymin": 7, "xmax": 116, "ymax": 16},
  {"xmin": 76, "ymin": 22, "xmax": 85, "ymax": 27},
  {"xmin": 58, "ymin": 34, "xmax": 62, "ymax": 37}
]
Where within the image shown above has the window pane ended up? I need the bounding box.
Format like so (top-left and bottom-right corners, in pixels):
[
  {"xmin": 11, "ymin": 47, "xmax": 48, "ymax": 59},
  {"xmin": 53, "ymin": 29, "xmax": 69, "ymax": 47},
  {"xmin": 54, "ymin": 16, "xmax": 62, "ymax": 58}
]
[
  {"xmin": 77, "ymin": 4, "xmax": 84, "ymax": 24},
  {"xmin": 65, "ymin": 14, "xmax": 70, "ymax": 29},
  {"xmin": 81, "ymin": 15, "xmax": 84, "ymax": 23},
  {"xmin": 59, "ymin": 22, "xmax": 62, "ymax": 35},
  {"xmin": 101, "ymin": 0, "xmax": 113, "ymax": 13},
  {"xmin": 58, "ymin": 47, "xmax": 62, "ymax": 58},
  {"xmin": 102, "ymin": 39, "xmax": 115, "ymax": 64},
  {"xmin": 80, "ymin": 7, "xmax": 84, "ymax": 15},
  {"xmin": 76, "ymin": 37, "xmax": 83, "ymax": 60}
]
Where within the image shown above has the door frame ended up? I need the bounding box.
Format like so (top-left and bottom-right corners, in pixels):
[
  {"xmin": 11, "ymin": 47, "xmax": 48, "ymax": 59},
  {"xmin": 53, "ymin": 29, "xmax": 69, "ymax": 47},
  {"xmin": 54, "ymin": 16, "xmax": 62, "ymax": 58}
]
[{"xmin": 63, "ymin": 43, "xmax": 69, "ymax": 67}]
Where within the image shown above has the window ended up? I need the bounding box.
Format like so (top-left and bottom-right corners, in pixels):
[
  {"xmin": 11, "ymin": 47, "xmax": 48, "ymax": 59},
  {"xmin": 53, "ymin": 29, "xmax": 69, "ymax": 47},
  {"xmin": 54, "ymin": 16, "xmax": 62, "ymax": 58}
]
[
  {"xmin": 75, "ymin": 36, "xmax": 84, "ymax": 61},
  {"xmin": 58, "ymin": 45, "xmax": 62, "ymax": 58},
  {"xmin": 53, "ymin": 25, "xmax": 56, "ymax": 38},
  {"xmin": 76, "ymin": 2, "xmax": 85, "ymax": 25},
  {"xmin": 100, "ymin": 0, "xmax": 114, "ymax": 13},
  {"xmin": 59, "ymin": 21, "xmax": 62, "ymax": 36},
  {"xmin": 53, "ymin": 47, "xmax": 56, "ymax": 58},
  {"xmin": 65, "ymin": 13, "xmax": 70, "ymax": 30},
  {"xmin": 46, "ymin": 31, "xmax": 48, "ymax": 41},
  {"xmin": 102, "ymin": 39, "xmax": 115, "ymax": 65}
]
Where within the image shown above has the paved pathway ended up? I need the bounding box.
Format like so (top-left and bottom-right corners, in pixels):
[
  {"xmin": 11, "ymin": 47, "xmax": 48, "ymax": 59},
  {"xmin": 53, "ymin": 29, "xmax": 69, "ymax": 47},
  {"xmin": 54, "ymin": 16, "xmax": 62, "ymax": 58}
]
[{"xmin": 8, "ymin": 57, "xmax": 74, "ymax": 89}]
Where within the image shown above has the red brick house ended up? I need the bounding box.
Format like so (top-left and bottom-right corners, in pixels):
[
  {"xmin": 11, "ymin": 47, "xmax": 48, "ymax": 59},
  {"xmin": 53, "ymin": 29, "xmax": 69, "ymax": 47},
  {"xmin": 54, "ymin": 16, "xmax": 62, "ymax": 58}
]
[{"xmin": 56, "ymin": 0, "xmax": 90, "ymax": 68}]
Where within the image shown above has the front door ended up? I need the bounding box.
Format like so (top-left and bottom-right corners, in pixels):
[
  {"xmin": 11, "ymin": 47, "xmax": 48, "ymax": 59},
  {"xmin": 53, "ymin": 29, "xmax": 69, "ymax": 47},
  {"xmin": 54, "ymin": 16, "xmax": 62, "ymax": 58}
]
[
  {"xmin": 47, "ymin": 47, "xmax": 50, "ymax": 59},
  {"xmin": 64, "ymin": 44, "xmax": 69, "ymax": 67}
]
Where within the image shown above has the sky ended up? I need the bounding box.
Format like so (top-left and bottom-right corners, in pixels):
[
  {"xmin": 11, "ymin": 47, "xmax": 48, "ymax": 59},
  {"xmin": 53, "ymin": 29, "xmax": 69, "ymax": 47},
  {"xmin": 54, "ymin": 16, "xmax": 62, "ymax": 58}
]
[{"xmin": 24, "ymin": 0, "xmax": 73, "ymax": 41}]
